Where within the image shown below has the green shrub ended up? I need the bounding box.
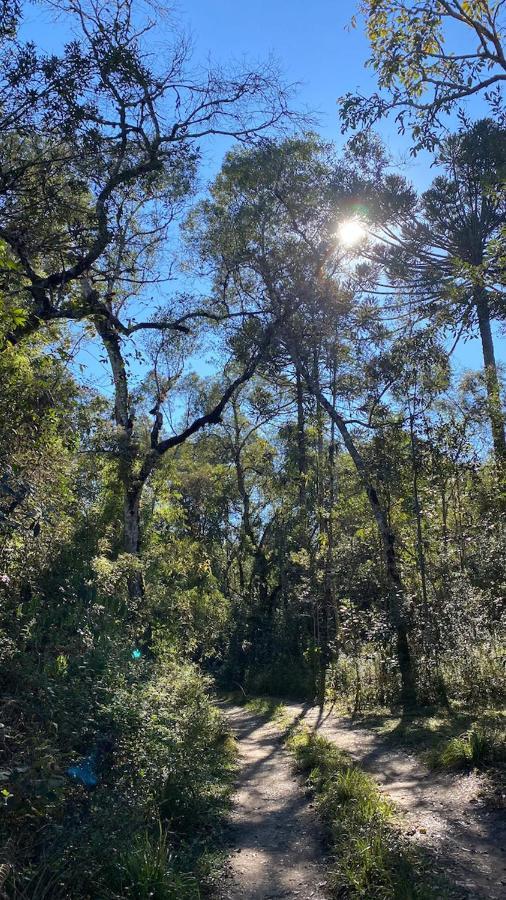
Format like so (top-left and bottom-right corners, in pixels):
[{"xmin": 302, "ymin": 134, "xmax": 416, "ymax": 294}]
[
  {"xmin": 427, "ymin": 724, "xmax": 506, "ymax": 770},
  {"xmin": 3, "ymin": 657, "xmax": 236, "ymax": 899}
]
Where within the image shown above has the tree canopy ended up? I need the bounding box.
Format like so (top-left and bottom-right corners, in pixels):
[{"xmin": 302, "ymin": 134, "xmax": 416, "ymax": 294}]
[{"xmin": 0, "ymin": 2, "xmax": 504, "ymax": 897}]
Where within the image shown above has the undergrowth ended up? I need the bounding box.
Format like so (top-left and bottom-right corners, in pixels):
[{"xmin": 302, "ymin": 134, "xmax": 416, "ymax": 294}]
[
  {"xmin": 3, "ymin": 661, "xmax": 237, "ymax": 899},
  {"xmin": 425, "ymin": 724, "xmax": 506, "ymax": 771},
  {"xmin": 244, "ymin": 696, "xmax": 286, "ymax": 723},
  {"xmin": 286, "ymin": 728, "xmax": 457, "ymax": 900}
]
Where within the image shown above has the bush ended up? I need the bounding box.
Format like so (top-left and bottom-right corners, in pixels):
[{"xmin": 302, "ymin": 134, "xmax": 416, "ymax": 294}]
[
  {"xmin": 3, "ymin": 654, "xmax": 236, "ymax": 898},
  {"xmin": 427, "ymin": 724, "xmax": 506, "ymax": 771}
]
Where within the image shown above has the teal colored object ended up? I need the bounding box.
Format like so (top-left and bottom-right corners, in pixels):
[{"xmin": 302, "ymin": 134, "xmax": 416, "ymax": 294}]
[
  {"xmin": 67, "ymin": 750, "xmax": 99, "ymax": 787},
  {"xmin": 132, "ymin": 648, "xmax": 142, "ymax": 660}
]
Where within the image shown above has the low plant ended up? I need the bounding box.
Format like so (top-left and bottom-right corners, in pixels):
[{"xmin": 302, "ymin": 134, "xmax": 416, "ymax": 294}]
[
  {"xmin": 426, "ymin": 725, "xmax": 506, "ymax": 771},
  {"xmin": 286, "ymin": 728, "xmax": 456, "ymax": 899},
  {"xmin": 103, "ymin": 828, "xmax": 200, "ymax": 900}
]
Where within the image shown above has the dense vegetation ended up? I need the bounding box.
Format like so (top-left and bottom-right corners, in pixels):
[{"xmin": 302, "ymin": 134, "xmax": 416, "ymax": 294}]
[{"xmin": 0, "ymin": 0, "xmax": 504, "ymax": 896}]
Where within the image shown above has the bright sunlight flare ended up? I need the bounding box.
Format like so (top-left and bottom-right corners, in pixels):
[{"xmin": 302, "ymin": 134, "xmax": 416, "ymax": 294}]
[{"xmin": 337, "ymin": 218, "xmax": 367, "ymax": 247}]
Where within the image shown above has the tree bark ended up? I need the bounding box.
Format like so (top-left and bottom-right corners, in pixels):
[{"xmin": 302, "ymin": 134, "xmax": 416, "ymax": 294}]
[
  {"xmin": 124, "ymin": 486, "xmax": 142, "ymax": 556},
  {"xmin": 296, "ymin": 354, "xmax": 417, "ymax": 708},
  {"xmin": 475, "ymin": 287, "xmax": 506, "ymax": 477}
]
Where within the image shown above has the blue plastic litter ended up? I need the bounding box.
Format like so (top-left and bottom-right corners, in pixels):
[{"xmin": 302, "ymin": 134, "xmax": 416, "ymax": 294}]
[
  {"xmin": 66, "ymin": 750, "xmax": 99, "ymax": 787},
  {"xmin": 132, "ymin": 648, "xmax": 142, "ymax": 660}
]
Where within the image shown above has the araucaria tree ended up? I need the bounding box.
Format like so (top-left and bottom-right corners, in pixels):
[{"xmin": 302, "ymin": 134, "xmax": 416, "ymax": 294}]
[{"xmin": 369, "ymin": 119, "xmax": 506, "ymax": 479}]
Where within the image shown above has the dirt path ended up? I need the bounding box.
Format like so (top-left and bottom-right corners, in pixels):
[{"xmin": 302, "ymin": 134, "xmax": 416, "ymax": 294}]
[
  {"xmin": 220, "ymin": 705, "xmax": 329, "ymax": 900},
  {"xmin": 283, "ymin": 703, "xmax": 506, "ymax": 899}
]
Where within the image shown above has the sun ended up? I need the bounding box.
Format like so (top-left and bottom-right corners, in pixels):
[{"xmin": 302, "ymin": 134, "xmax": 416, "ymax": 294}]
[{"xmin": 337, "ymin": 218, "xmax": 367, "ymax": 247}]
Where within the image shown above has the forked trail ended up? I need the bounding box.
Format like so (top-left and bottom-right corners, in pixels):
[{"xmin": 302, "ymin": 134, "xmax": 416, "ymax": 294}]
[{"xmin": 221, "ymin": 703, "xmax": 506, "ymax": 900}]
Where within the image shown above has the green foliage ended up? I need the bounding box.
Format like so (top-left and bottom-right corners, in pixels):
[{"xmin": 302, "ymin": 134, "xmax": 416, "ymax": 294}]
[
  {"xmin": 244, "ymin": 697, "xmax": 286, "ymax": 721},
  {"xmin": 287, "ymin": 728, "xmax": 455, "ymax": 899},
  {"xmin": 104, "ymin": 829, "xmax": 200, "ymax": 900},
  {"xmin": 341, "ymin": 2, "xmax": 506, "ymax": 149},
  {"xmin": 426, "ymin": 725, "xmax": 506, "ymax": 771},
  {"xmin": 3, "ymin": 655, "xmax": 235, "ymax": 899},
  {"xmin": 0, "ymin": 336, "xmax": 237, "ymax": 896},
  {"xmin": 2, "ymin": 8, "xmax": 506, "ymax": 893}
]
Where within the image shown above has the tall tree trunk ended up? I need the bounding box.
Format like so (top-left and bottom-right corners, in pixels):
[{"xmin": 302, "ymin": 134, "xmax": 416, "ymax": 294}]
[
  {"xmin": 295, "ymin": 367, "xmax": 307, "ymax": 508},
  {"xmin": 312, "ymin": 354, "xmax": 332, "ymax": 705},
  {"xmin": 95, "ymin": 318, "xmax": 145, "ymax": 601},
  {"xmin": 296, "ymin": 356, "xmax": 417, "ymax": 708},
  {"xmin": 123, "ymin": 483, "xmax": 145, "ymax": 601},
  {"xmin": 409, "ymin": 413, "xmax": 429, "ymax": 620},
  {"xmin": 232, "ymin": 401, "xmax": 255, "ymax": 547},
  {"xmin": 475, "ymin": 287, "xmax": 506, "ymax": 477}
]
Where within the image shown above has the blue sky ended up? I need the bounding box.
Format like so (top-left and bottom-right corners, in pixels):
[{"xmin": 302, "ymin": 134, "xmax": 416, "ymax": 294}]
[
  {"xmin": 20, "ymin": 0, "xmax": 505, "ymax": 386},
  {"xmin": 22, "ymin": 1, "xmax": 432, "ymax": 178}
]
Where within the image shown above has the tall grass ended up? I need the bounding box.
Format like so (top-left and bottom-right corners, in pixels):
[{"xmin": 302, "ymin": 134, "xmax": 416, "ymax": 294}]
[
  {"xmin": 286, "ymin": 728, "xmax": 456, "ymax": 899},
  {"xmin": 104, "ymin": 829, "xmax": 200, "ymax": 900}
]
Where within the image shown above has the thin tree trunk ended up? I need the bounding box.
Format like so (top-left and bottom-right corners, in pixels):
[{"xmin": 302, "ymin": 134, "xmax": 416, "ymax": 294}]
[
  {"xmin": 124, "ymin": 483, "xmax": 144, "ymax": 600},
  {"xmin": 409, "ymin": 413, "xmax": 429, "ymax": 620},
  {"xmin": 296, "ymin": 355, "xmax": 417, "ymax": 708},
  {"xmin": 232, "ymin": 401, "xmax": 256, "ymax": 548},
  {"xmin": 95, "ymin": 319, "xmax": 145, "ymax": 600},
  {"xmin": 295, "ymin": 367, "xmax": 307, "ymax": 508},
  {"xmin": 95, "ymin": 310, "xmax": 277, "ymax": 606},
  {"xmin": 475, "ymin": 287, "xmax": 506, "ymax": 476},
  {"xmin": 312, "ymin": 355, "xmax": 331, "ymax": 704}
]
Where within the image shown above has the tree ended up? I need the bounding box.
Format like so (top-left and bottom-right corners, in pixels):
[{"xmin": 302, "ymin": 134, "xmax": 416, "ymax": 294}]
[
  {"xmin": 0, "ymin": 0, "xmax": 295, "ymax": 344},
  {"xmin": 190, "ymin": 135, "xmax": 418, "ymax": 706},
  {"xmin": 372, "ymin": 120, "xmax": 506, "ymax": 475},
  {"xmin": 341, "ymin": 0, "xmax": 506, "ymax": 149},
  {"xmin": 96, "ymin": 313, "xmax": 276, "ymax": 600},
  {"xmin": 0, "ymin": 0, "xmax": 297, "ymax": 595}
]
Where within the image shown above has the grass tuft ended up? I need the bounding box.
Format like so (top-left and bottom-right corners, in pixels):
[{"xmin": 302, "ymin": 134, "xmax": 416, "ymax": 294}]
[
  {"xmin": 426, "ymin": 724, "xmax": 505, "ymax": 771},
  {"xmin": 286, "ymin": 727, "xmax": 456, "ymax": 899},
  {"xmin": 104, "ymin": 828, "xmax": 200, "ymax": 899}
]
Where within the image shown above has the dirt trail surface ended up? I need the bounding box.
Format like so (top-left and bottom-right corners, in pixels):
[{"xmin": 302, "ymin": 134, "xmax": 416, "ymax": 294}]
[
  {"xmin": 220, "ymin": 705, "xmax": 329, "ymax": 900},
  {"xmin": 283, "ymin": 703, "xmax": 506, "ymax": 899}
]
